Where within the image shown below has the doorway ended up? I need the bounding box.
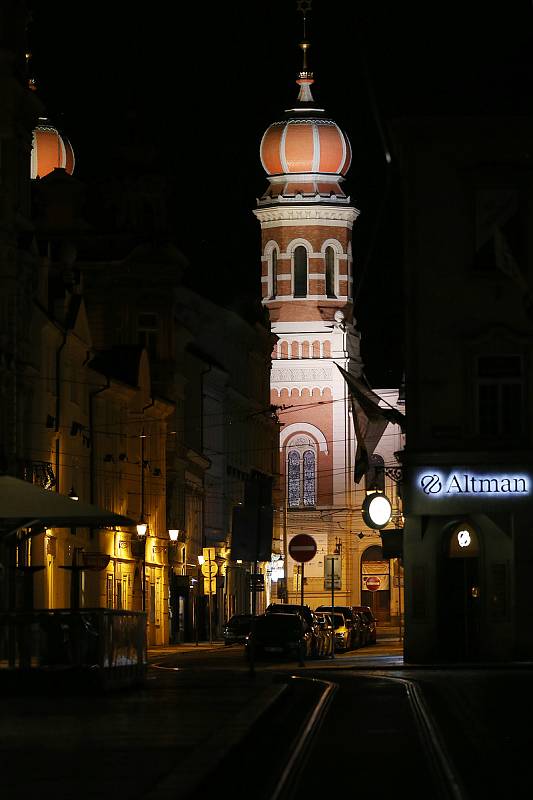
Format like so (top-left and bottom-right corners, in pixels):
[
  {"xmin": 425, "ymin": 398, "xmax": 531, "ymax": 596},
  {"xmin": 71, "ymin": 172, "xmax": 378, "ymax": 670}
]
[
  {"xmin": 361, "ymin": 545, "xmax": 390, "ymax": 622},
  {"xmin": 438, "ymin": 522, "xmax": 481, "ymax": 661}
]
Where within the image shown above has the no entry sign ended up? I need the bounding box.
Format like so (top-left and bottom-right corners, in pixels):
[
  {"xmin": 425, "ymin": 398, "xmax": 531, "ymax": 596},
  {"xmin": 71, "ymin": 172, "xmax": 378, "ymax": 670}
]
[
  {"xmin": 365, "ymin": 576, "xmax": 381, "ymax": 592},
  {"xmin": 289, "ymin": 534, "xmax": 317, "ymax": 563}
]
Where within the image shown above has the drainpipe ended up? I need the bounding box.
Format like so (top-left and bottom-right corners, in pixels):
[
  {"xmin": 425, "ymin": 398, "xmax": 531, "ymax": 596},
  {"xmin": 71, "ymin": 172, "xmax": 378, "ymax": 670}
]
[
  {"xmin": 54, "ymin": 331, "xmax": 68, "ymax": 493},
  {"xmin": 89, "ymin": 379, "xmax": 110, "ymax": 504}
]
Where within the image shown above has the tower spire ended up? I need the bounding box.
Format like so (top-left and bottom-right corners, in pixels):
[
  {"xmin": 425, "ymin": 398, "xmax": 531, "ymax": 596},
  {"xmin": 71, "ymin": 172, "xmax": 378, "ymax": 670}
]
[{"xmin": 296, "ymin": 0, "xmax": 314, "ymax": 103}]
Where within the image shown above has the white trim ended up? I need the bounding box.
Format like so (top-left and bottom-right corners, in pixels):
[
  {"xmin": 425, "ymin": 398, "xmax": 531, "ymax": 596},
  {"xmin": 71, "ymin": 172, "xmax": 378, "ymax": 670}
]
[
  {"xmin": 311, "ymin": 123, "xmax": 320, "ymax": 172},
  {"xmin": 286, "ymin": 238, "xmax": 313, "ymax": 257},
  {"xmin": 257, "ymin": 218, "xmax": 357, "ymax": 230},
  {"xmin": 280, "ymin": 422, "xmax": 328, "ymax": 453},
  {"xmin": 280, "ymin": 126, "xmax": 289, "ymax": 173},
  {"xmin": 254, "ymin": 206, "xmax": 359, "ymax": 224},
  {"xmin": 263, "ymin": 294, "xmax": 350, "ymax": 302}
]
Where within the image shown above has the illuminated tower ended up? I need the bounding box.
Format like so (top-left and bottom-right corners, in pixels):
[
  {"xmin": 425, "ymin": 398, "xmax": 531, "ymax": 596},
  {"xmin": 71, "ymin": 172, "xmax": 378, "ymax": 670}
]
[{"xmin": 254, "ymin": 21, "xmax": 367, "ymax": 606}]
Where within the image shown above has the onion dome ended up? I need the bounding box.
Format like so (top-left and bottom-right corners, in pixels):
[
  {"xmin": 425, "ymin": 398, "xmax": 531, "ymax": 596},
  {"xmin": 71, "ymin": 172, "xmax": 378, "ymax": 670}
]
[
  {"xmin": 31, "ymin": 117, "xmax": 75, "ymax": 180},
  {"xmin": 258, "ymin": 68, "xmax": 351, "ymax": 206}
]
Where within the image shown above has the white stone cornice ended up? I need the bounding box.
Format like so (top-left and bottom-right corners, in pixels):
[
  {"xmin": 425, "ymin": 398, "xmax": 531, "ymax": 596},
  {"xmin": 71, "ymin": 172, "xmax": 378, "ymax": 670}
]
[{"xmin": 253, "ymin": 206, "xmax": 359, "ymax": 225}]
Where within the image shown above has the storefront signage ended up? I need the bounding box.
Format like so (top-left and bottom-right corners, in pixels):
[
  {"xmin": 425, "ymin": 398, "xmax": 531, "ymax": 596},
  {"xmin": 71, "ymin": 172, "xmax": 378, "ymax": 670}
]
[
  {"xmin": 418, "ymin": 471, "xmax": 530, "ymax": 497},
  {"xmin": 405, "ymin": 467, "xmax": 532, "ymax": 514}
]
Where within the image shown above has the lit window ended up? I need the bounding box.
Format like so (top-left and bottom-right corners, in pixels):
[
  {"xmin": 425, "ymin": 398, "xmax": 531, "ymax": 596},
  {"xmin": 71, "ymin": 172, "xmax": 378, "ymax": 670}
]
[
  {"xmin": 287, "ymin": 435, "xmax": 316, "ymax": 507},
  {"xmin": 294, "ymin": 246, "xmax": 307, "ymax": 297}
]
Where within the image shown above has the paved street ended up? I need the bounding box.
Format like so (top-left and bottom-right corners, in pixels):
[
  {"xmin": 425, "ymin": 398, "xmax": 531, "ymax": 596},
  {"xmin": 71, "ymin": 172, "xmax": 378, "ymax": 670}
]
[{"xmin": 1, "ymin": 637, "xmax": 532, "ymax": 799}]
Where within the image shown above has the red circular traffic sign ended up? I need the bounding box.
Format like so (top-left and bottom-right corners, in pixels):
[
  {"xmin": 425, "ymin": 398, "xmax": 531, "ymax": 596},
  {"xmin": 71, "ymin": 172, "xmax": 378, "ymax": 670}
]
[
  {"xmin": 365, "ymin": 576, "xmax": 381, "ymax": 592},
  {"xmin": 289, "ymin": 534, "xmax": 317, "ymax": 563}
]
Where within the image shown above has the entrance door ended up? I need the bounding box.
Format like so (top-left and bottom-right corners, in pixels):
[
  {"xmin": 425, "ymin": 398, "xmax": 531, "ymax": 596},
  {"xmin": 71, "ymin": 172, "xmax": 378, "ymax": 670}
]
[
  {"xmin": 361, "ymin": 546, "xmax": 390, "ymax": 622},
  {"xmin": 439, "ymin": 523, "xmax": 481, "ymax": 661}
]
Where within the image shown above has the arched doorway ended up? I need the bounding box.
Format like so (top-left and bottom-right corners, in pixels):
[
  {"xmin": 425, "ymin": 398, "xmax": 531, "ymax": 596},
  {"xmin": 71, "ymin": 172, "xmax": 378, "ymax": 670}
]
[
  {"xmin": 438, "ymin": 522, "xmax": 481, "ymax": 661},
  {"xmin": 361, "ymin": 545, "xmax": 390, "ymax": 622}
]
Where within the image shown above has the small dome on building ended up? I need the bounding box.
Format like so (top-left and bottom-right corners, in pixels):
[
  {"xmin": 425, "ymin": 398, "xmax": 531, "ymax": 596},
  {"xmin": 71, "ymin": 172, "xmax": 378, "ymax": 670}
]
[
  {"xmin": 31, "ymin": 118, "xmax": 75, "ymax": 180},
  {"xmin": 258, "ymin": 70, "xmax": 352, "ymax": 206},
  {"xmin": 260, "ymin": 115, "xmax": 351, "ymax": 177}
]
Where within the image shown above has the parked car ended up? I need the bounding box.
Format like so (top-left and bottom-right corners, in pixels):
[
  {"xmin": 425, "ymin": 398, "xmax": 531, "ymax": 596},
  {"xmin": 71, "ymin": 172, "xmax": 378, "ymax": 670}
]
[
  {"xmin": 245, "ymin": 612, "xmax": 313, "ymax": 661},
  {"xmin": 314, "ymin": 611, "xmax": 334, "ymax": 657},
  {"xmin": 265, "ymin": 603, "xmax": 322, "ymax": 656},
  {"xmin": 329, "ymin": 612, "xmax": 352, "ymax": 652},
  {"xmin": 353, "ymin": 605, "xmax": 377, "ymax": 644},
  {"xmin": 223, "ymin": 614, "xmax": 254, "ymax": 646},
  {"xmin": 315, "ymin": 605, "xmax": 359, "ymax": 650},
  {"xmin": 265, "ymin": 602, "xmax": 314, "ymax": 628},
  {"xmin": 351, "ymin": 611, "xmax": 367, "ymax": 648}
]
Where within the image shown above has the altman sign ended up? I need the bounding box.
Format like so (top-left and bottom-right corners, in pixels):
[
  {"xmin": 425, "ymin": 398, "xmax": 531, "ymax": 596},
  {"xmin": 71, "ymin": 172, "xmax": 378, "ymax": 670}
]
[
  {"xmin": 419, "ymin": 472, "xmax": 531, "ymax": 497},
  {"xmin": 407, "ymin": 468, "xmax": 532, "ymax": 514}
]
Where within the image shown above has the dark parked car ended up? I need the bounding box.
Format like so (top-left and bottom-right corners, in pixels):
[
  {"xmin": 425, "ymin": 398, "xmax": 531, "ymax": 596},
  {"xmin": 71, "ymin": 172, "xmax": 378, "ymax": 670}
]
[
  {"xmin": 223, "ymin": 614, "xmax": 253, "ymax": 646},
  {"xmin": 351, "ymin": 611, "xmax": 367, "ymax": 648},
  {"xmin": 314, "ymin": 611, "xmax": 334, "ymax": 657},
  {"xmin": 265, "ymin": 603, "xmax": 322, "ymax": 656},
  {"xmin": 245, "ymin": 612, "xmax": 313, "ymax": 661},
  {"xmin": 352, "ymin": 605, "xmax": 377, "ymax": 644}
]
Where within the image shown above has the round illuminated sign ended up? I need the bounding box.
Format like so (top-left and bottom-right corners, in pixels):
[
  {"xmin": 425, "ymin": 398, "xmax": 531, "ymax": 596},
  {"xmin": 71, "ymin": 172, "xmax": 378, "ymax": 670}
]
[
  {"xmin": 457, "ymin": 529, "xmax": 471, "ymax": 548},
  {"xmin": 362, "ymin": 493, "xmax": 392, "ymax": 529}
]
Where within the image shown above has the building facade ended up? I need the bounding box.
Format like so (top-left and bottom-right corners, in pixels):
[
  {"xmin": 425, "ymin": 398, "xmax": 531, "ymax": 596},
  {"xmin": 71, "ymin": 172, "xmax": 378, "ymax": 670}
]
[
  {"xmin": 255, "ymin": 54, "xmax": 404, "ymax": 621},
  {"xmin": 393, "ymin": 116, "xmax": 533, "ymax": 662}
]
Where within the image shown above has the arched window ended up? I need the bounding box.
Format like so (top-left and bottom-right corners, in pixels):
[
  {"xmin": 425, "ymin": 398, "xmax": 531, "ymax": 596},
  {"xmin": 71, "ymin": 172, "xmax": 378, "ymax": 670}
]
[
  {"xmin": 287, "ymin": 435, "xmax": 317, "ymax": 507},
  {"xmin": 271, "ymin": 249, "xmax": 278, "ymax": 298},
  {"xmin": 294, "ymin": 246, "xmax": 307, "ymax": 297},
  {"xmin": 325, "ymin": 246, "xmax": 336, "ymax": 297}
]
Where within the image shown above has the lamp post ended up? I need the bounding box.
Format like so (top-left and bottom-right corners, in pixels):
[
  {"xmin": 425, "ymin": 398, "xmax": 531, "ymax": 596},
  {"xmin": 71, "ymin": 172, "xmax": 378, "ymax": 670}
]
[
  {"xmin": 168, "ymin": 530, "xmax": 180, "ymax": 644},
  {"xmin": 136, "ymin": 517, "xmax": 147, "ymax": 613},
  {"xmin": 197, "ymin": 555, "xmax": 204, "ymax": 643},
  {"xmin": 137, "ymin": 428, "xmax": 148, "ymax": 615}
]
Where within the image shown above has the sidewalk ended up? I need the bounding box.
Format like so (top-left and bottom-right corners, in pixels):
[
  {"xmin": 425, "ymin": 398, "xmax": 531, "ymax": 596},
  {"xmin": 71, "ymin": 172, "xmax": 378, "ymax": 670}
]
[{"xmin": 0, "ymin": 640, "xmax": 290, "ymax": 800}]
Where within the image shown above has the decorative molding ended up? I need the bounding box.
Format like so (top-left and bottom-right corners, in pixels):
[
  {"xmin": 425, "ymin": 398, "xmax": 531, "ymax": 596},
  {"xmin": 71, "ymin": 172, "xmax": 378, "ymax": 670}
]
[
  {"xmin": 280, "ymin": 422, "xmax": 328, "ymax": 453},
  {"xmin": 272, "ymin": 366, "xmax": 333, "ymax": 382},
  {"xmin": 254, "ymin": 206, "xmax": 359, "ymax": 224}
]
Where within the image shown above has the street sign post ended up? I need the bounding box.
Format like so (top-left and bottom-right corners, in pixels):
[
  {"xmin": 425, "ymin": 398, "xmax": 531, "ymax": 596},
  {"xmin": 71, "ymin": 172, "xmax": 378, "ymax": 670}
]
[{"xmin": 288, "ymin": 534, "xmax": 317, "ymax": 608}]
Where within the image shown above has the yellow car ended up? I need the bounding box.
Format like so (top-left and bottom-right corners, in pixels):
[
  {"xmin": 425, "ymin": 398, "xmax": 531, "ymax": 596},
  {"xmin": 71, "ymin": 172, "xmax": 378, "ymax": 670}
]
[{"xmin": 331, "ymin": 612, "xmax": 351, "ymax": 651}]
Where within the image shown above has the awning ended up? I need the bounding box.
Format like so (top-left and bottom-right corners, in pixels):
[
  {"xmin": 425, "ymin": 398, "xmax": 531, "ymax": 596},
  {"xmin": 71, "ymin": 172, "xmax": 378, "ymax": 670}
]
[{"xmin": 0, "ymin": 475, "xmax": 135, "ymax": 534}]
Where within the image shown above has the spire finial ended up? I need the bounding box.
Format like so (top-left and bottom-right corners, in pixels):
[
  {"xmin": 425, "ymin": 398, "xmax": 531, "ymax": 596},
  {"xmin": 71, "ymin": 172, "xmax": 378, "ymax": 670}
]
[{"xmin": 296, "ymin": 0, "xmax": 314, "ymax": 103}]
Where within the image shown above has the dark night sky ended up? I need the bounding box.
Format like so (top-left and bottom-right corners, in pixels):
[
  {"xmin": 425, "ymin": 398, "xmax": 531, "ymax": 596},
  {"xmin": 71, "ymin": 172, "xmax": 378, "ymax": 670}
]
[{"xmin": 27, "ymin": 1, "xmax": 533, "ymax": 386}]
